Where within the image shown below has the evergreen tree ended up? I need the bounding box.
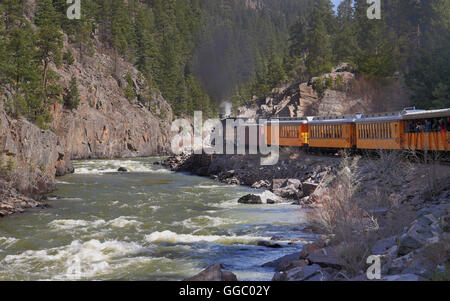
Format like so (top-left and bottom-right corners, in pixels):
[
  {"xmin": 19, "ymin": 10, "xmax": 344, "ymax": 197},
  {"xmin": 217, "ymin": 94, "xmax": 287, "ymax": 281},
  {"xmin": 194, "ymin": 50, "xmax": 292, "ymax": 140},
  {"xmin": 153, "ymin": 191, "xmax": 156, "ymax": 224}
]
[
  {"xmin": 405, "ymin": 0, "xmax": 450, "ymax": 108},
  {"xmin": 305, "ymin": 0, "xmax": 335, "ymax": 76},
  {"xmin": 124, "ymin": 72, "xmax": 136, "ymax": 103},
  {"xmin": 35, "ymin": 0, "xmax": 63, "ymax": 96},
  {"xmin": 65, "ymin": 75, "xmax": 80, "ymax": 110},
  {"xmin": 354, "ymin": 0, "xmax": 397, "ymax": 78},
  {"xmin": 334, "ymin": 0, "xmax": 358, "ymax": 64}
]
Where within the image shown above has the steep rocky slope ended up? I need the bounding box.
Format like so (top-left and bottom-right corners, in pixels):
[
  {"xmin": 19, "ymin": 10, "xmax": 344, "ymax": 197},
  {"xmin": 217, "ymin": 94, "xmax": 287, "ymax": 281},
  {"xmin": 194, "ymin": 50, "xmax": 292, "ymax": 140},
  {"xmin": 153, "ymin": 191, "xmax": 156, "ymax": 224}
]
[
  {"xmin": 51, "ymin": 35, "xmax": 173, "ymax": 162},
  {"xmin": 1, "ymin": 31, "xmax": 173, "ymax": 217},
  {"xmin": 237, "ymin": 64, "xmax": 410, "ymax": 118}
]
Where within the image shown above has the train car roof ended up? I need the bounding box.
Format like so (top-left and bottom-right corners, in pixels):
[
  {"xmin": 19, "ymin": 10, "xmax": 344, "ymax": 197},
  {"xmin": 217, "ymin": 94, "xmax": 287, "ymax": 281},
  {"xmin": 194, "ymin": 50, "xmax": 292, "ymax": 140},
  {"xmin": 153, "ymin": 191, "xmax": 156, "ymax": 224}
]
[
  {"xmin": 266, "ymin": 120, "xmax": 308, "ymax": 125},
  {"xmin": 260, "ymin": 107, "xmax": 450, "ymax": 125},
  {"xmin": 401, "ymin": 108, "xmax": 450, "ymax": 120},
  {"xmin": 355, "ymin": 112, "xmax": 403, "ymax": 123},
  {"xmin": 308, "ymin": 116, "xmax": 356, "ymax": 124},
  {"xmin": 266, "ymin": 118, "xmax": 308, "ymax": 125}
]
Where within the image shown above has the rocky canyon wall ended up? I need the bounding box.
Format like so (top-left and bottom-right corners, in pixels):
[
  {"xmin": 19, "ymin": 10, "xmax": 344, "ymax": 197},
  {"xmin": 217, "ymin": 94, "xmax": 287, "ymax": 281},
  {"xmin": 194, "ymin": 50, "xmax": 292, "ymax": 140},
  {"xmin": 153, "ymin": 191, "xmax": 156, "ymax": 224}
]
[{"xmin": 1, "ymin": 32, "xmax": 174, "ymax": 216}]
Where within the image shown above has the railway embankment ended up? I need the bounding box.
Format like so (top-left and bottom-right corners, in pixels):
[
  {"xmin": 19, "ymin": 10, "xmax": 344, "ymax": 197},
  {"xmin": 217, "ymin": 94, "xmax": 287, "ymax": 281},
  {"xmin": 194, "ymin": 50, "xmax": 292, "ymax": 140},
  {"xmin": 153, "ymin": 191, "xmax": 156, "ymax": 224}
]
[{"xmin": 162, "ymin": 150, "xmax": 450, "ymax": 280}]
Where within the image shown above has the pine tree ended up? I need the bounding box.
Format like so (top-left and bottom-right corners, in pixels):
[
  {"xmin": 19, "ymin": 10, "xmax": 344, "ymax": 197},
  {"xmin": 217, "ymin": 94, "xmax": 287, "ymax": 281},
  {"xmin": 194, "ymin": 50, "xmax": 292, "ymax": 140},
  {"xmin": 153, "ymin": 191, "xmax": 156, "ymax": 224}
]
[
  {"xmin": 289, "ymin": 17, "xmax": 309, "ymax": 59},
  {"xmin": 305, "ymin": 0, "xmax": 335, "ymax": 76},
  {"xmin": 334, "ymin": 0, "xmax": 358, "ymax": 64},
  {"xmin": 65, "ymin": 75, "xmax": 80, "ymax": 110},
  {"xmin": 354, "ymin": 0, "xmax": 397, "ymax": 78},
  {"xmin": 124, "ymin": 72, "xmax": 136, "ymax": 103},
  {"xmin": 405, "ymin": 0, "xmax": 450, "ymax": 109},
  {"xmin": 35, "ymin": 0, "xmax": 63, "ymax": 95}
]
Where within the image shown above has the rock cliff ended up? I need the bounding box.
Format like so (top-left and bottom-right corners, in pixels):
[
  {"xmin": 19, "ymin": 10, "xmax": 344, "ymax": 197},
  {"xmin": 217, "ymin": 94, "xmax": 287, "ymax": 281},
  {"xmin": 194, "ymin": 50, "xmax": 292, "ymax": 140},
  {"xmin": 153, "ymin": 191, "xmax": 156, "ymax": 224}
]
[
  {"xmin": 238, "ymin": 63, "xmax": 409, "ymax": 119},
  {"xmin": 1, "ymin": 31, "xmax": 173, "ymax": 216}
]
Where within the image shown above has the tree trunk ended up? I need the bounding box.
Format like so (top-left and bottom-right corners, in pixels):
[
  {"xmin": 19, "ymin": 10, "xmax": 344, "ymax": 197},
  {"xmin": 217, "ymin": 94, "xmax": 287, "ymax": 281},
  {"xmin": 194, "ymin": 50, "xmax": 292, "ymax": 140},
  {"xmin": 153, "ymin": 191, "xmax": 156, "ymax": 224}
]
[{"xmin": 43, "ymin": 59, "xmax": 48, "ymax": 98}]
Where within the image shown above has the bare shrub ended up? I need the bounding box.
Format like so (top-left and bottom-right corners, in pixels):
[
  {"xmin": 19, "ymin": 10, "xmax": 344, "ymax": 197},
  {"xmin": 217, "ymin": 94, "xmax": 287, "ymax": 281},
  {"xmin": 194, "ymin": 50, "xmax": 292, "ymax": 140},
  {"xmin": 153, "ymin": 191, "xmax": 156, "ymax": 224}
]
[
  {"xmin": 421, "ymin": 151, "xmax": 449, "ymax": 202},
  {"xmin": 334, "ymin": 238, "xmax": 375, "ymax": 277},
  {"xmin": 310, "ymin": 151, "xmax": 418, "ymax": 277},
  {"xmin": 363, "ymin": 150, "xmax": 415, "ymax": 208},
  {"xmin": 349, "ymin": 77, "xmax": 410, "ymax": 112},
  {"xmin": 311, "ymin": 153, "xmax": 381, "ymax": 276}
]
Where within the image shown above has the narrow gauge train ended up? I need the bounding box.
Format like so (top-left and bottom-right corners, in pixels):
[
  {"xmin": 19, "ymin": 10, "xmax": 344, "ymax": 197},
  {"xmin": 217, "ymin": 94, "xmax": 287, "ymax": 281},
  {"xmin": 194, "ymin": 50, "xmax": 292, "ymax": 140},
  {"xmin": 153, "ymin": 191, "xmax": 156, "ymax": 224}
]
[{"xmin": 264, "ymin": 108, "xmax": 450, "ymax": 152}]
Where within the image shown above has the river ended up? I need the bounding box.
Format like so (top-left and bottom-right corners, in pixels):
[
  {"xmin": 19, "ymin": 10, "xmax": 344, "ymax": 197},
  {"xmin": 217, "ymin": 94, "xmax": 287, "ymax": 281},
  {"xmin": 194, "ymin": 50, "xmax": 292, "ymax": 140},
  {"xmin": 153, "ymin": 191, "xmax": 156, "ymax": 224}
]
[{"xmin": 0, "ymin": 158, "xmax": 313, "ymax": 281}]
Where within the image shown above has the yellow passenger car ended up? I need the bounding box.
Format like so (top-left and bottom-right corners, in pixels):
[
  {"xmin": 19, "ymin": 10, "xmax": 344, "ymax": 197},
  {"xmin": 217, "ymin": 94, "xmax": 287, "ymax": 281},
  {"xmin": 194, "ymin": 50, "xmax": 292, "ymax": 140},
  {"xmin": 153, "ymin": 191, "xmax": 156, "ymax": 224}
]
[
  {"xmin": 266, "ymin": 119, "xmax": 308, "ymax": 147},
  {"xmin": 401, "ymin": 108, "xmax": 450, "ymax": 151},
  {"xmin": 355, "ymin": 113, "xmax": 403, "ymax": 150},
  {"xmin": 307, "ymin": 116, "xmax": 356, "ymax": 149}
]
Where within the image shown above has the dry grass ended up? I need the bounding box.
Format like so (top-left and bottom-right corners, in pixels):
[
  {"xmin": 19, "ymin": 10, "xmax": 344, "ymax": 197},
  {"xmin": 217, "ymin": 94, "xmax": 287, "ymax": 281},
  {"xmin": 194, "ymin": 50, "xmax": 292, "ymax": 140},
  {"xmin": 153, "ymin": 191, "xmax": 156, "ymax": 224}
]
[{"xmin": 310, "ymin": 150, "xmax": 420, "ymax": 277}]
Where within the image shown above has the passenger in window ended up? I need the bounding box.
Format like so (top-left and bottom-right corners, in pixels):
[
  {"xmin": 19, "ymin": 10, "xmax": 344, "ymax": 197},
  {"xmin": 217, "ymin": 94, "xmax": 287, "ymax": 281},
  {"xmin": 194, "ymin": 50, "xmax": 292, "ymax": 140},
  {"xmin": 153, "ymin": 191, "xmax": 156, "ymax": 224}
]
[
  {"xmin": 415, "ymin": 122, "xmax": 421, "ymax": 133},
  {"xmin": 406, "ymin": 121, "xmax": 413, "ymax": 133},
  {"xmin": 432, "ymin": 119, "xmax": 440, "ymax": 132},
  {"xmin": 425, "ymin": 120, "xmax": 432, "ymax": 133},
  {"xmin": 439, "ymin": 118, "xmax": 446, "ymax": 133}
]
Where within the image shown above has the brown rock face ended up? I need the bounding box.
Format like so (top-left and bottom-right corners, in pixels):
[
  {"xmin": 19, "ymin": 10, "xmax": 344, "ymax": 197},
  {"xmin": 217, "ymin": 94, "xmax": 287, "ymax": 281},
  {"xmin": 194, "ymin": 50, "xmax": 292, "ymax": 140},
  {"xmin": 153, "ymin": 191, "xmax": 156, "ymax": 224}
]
[
  {"xmin": 51, "ymin": 36, "xmax": 173, "ymax": 159},
  {"xmin": 0, "ymin": 33, "xmax": 174, "ymax": 216},
  {"xmin": 0, "ymin": 110, "xmax": 64, "ymax": 216}
]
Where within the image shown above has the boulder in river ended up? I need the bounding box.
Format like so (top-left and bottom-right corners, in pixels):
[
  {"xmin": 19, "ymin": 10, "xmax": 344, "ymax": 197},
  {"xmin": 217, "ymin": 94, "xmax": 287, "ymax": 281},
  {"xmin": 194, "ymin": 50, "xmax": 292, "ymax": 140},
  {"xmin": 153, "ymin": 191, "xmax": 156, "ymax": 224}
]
[
  {"xmin": 257, "ymin": 240, "xmax": 282, "ymax": 248},
  {"xmin": 117, "ymin": 167, "xmax": 128, "ymax": 172},
  {"xmin": 238, "ymin": 194, "xmax": 262, "ymax": 204},
  {"xmin": 260, "ymin": 190, "xmax": 282, "ymax": 204},
  {"xmin": 251, "ymin": 180, "xmax": 271, "ymax": 189},
  {"xmin": 184, "ymin": 263, "xmax": 238, "ymax": 281},
  {"xmin": 274, "ymin": 179, "xmax": 303, "ymax": 200}
]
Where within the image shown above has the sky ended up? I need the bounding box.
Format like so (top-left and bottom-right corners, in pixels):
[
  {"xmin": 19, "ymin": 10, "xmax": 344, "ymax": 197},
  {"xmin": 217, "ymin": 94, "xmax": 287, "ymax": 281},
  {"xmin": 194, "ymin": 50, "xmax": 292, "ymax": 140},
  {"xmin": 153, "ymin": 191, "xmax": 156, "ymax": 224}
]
[{"xmin": 332, "ymin": 0, "xmax": 343, "ymax": 12}]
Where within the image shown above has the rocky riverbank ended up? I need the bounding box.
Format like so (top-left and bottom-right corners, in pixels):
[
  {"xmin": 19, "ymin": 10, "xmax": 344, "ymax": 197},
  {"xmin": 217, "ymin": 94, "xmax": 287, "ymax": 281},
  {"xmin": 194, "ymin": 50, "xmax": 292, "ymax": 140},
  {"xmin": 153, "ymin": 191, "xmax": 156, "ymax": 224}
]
[{"xmin": 162, "ymin": 150, "xmax": 450, "ymax": 281}]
